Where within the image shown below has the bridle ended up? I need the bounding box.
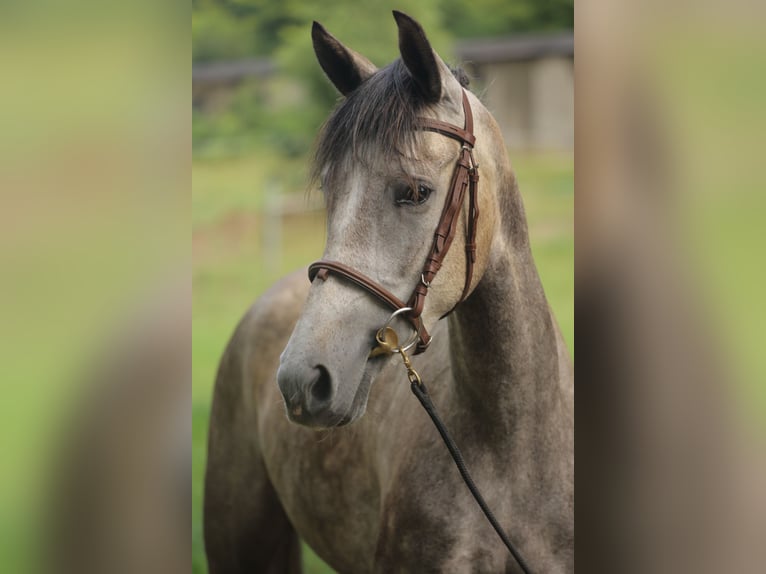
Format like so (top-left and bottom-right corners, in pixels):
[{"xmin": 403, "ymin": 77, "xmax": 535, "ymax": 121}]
[
  {"xmin": 304, "ymin": 89, "xmax": 533, "ymax": 573},
  {"xmin": 308, "ymin": 89, "xmax": 479, "ymax": 354}
]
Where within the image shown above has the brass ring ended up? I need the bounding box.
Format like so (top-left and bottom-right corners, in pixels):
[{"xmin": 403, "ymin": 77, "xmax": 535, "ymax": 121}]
[{"xmin": 378, "ymin": 307, "xmax": 420, "ymax": 354}]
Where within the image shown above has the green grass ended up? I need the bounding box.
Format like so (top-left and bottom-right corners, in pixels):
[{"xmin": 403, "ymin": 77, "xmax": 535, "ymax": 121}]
[
  {"xmin": 192, "ymin": 154, "xmax": 310, "ymax": 230},
  {"xmin": 192, "ymin": 149, "xmax": 573, "ymax": 573}
]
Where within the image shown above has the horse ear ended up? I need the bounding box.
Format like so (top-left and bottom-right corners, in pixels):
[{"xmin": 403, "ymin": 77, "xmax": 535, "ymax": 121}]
[
  {"xmin": 393, "ymin": 11, "xmax": 441, "ymax": 103},
  {"xmin": 312, "ymin": 21, "xmax": 377, "ymax": 96}
]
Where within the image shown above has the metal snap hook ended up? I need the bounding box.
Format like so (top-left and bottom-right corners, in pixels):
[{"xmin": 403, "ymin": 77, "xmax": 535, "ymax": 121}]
[{"xmin": 371, "ymin": 307, "xmax": 420, "ymax": 356}]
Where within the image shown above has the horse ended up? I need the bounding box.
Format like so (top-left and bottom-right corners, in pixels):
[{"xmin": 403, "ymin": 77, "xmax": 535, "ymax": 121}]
[{"xmin": 204, "ymin": 11, "xmax": 573, "ymax": 573}]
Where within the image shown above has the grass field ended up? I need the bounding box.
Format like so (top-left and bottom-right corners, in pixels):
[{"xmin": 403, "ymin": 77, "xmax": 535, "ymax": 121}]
[{"xmin": 192, "ymin": 150, "xmax": 573, "ymax": 573}]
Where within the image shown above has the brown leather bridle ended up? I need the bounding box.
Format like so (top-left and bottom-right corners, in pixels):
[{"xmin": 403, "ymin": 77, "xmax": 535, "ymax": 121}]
[{"xmin": 308, "ymin": 89, "xmax": 479, "ymax": 355}]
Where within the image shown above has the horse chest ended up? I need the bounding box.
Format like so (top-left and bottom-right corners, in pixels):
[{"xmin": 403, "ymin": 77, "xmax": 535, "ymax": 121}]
[
  {"xmin": 259, "ymin": 412, "xmax": 382, "ymax": 570},
  {"xmin": 262, "ymin": 392, "xmax": 509, "ymax": 572}
]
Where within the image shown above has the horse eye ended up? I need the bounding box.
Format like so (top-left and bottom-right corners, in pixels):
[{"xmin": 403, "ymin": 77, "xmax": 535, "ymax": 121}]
[{"xmin": 396, "ymin": 183, "xmax": 433, "ymax": 206}]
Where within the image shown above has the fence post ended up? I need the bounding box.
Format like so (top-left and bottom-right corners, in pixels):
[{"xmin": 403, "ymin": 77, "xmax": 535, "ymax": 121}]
[{"xmin": 262, "ymin": 180, "xmax": 282, "ymax": 276}]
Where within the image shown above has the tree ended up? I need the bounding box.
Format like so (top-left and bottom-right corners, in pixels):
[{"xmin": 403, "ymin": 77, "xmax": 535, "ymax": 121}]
[
  {"xmin": 192, "ymin": 0, "xmax": 574, "ymax": 157},
  {"xmin": 441, "ymin": 0, "xmax": 573, "ymax": 38}
]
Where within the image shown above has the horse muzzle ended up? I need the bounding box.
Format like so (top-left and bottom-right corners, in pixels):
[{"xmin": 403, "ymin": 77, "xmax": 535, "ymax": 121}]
[{"xmin": 276, "ymin": 359, "xmax": 345, "ymax": 427}]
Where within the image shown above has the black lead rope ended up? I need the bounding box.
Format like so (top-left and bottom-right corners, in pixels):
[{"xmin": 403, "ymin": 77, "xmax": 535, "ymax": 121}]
[{"xmin": 410, "ymin": 380, "xmax": 533, "ymax": 574}]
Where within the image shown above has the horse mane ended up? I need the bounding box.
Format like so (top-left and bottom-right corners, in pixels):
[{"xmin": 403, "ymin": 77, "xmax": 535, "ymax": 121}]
[{"xmin": 312, "ymin": 60, "xmax": 470, "ymax": 186}]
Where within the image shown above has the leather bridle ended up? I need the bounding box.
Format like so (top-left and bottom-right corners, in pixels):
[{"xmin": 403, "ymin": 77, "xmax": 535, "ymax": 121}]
[{"xmin": 308, "ymin": 89, "xmax": 479, "ymax": 355}]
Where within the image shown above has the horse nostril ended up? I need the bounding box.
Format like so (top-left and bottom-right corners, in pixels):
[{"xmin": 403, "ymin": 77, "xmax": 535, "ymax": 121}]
[{"xmin": 310, "ymin": 365, "xmax": 333, "ymax": 404}]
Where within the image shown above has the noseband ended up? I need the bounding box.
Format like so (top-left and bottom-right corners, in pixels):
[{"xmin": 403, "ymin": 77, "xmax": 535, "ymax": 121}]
[{"xmin": 308, "ymin": 89, "xmax": 479, "ymax": 354}]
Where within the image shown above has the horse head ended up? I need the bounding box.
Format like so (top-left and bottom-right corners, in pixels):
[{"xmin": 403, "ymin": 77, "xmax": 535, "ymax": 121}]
[{"xmin": 277, "ymin": 11, "xmax": 504, "ymax": 427}]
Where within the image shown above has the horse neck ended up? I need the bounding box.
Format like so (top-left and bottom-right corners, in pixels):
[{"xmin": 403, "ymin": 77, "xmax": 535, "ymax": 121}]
[{"xmin": 446, "ymin": 171, "xmax": 568, "ymax": 444}]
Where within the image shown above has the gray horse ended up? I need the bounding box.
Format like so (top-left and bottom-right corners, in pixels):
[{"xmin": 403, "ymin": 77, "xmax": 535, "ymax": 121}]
[{"xmin": 204, "ymin": 11, "xmax": 573, "ymax": 573}]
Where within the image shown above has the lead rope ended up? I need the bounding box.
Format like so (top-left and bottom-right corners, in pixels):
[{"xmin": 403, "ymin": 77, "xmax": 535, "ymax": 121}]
[
  {"xmin": 374, "ymin": 327, "xmax": 533, "ymax": 574},
  {"xmin": 409, "ymin": 381, "xmax": 533, "ymax": 574}
]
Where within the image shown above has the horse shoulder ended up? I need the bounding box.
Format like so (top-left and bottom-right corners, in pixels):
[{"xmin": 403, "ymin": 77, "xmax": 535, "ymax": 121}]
[
  {"xmin": 243, "ymin": 268, "xmax": 311, "ymax": 363},
  {"xmin": 236, "ymin": 269, "xmax": 312, "ymax": 402},
  {"xmin": 204, "ymin": 269, "xmax": 309, "ymax": 573}
]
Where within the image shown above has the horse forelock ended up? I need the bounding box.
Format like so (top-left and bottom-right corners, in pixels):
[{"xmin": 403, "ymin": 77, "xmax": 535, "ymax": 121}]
[{"xmin": 311, "ymin": 60, "xmax": 470, "ymax": 188}]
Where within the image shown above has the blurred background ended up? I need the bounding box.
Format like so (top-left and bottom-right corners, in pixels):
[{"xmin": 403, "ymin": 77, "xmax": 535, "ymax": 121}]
[
  {"xmin": 0, "ymin": 2, "xmax": 189, "ymax": 573},
  {"xmin": 575, "ymin": 2, "xmax": 766, "ymax": 571},
  {"xmin": 3, "ymin": 1, "xmax": 760, "ymax": 573},
  {"xmin": 192, "ymin": 1, "xmax": 573, "ymax": 572}
]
